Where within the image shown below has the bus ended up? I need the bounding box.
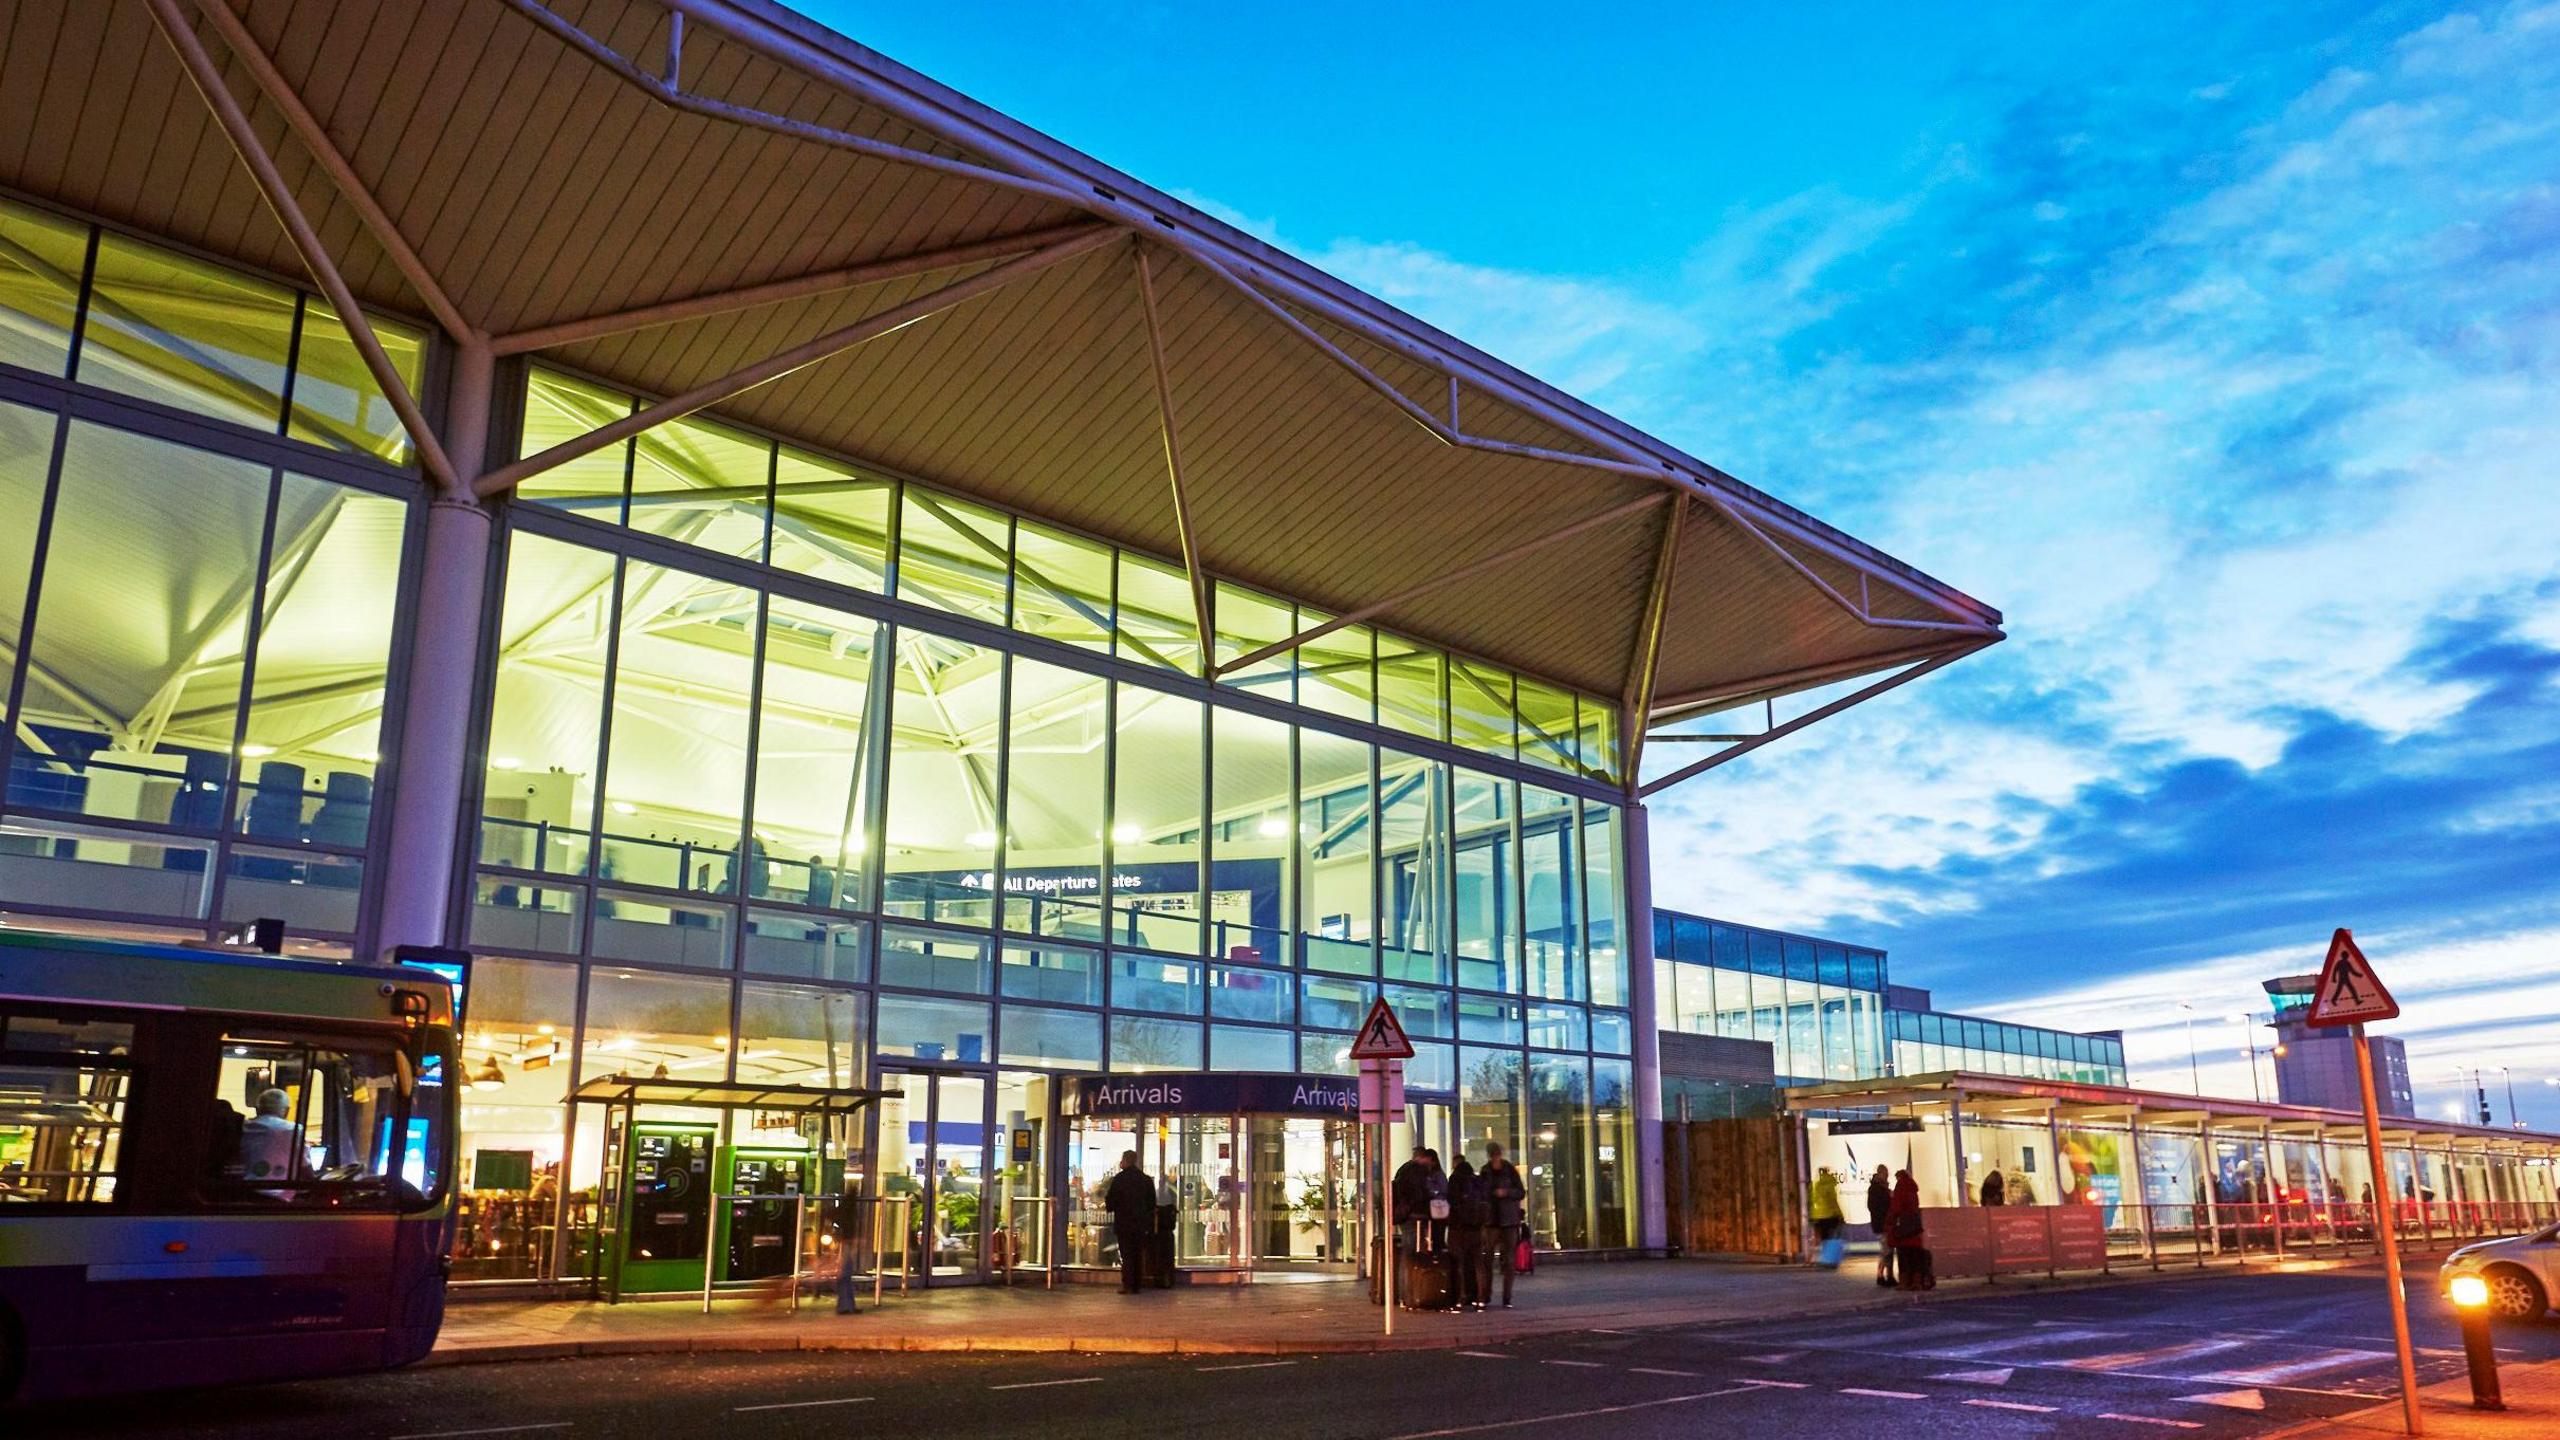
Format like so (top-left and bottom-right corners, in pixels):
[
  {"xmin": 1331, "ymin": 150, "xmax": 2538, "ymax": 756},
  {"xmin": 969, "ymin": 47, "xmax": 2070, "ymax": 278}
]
[{"xmin": 0, "ymin": 926, "xmax": 461, "ymax": 1401}]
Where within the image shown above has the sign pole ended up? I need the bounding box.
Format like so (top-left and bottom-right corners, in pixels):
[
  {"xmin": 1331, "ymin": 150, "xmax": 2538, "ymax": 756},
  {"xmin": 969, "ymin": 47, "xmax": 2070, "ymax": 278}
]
[
  {"xmin": 1380, "ymin": 1102, "xmax": 1394, "ymax": 1337},
  {"xmin": 2357, "ymin": 1022, "xmax": 2422, "ymax": 1436},
  {"xmin": 1349, "ymin": 997, "xmax": 1415, "ymax": 1340}
]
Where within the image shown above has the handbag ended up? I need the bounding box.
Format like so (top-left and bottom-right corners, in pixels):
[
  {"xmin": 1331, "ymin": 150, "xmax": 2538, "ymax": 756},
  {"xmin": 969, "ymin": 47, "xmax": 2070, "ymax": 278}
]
[
  {"xmin": 1428, "ymin": 1197, "xmax": 1451, "ymax": 1221},
  {"xmin": 1512, "ymin": 1233, "xmax": 1536, "ymax": 1275}
]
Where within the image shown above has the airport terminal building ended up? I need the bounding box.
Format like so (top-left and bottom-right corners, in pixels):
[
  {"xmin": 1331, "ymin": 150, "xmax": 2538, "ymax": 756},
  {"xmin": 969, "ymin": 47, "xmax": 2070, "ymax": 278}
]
[{"xmin": 0, "ymin": 0, "xmax": 2001, "ymax": 1287}]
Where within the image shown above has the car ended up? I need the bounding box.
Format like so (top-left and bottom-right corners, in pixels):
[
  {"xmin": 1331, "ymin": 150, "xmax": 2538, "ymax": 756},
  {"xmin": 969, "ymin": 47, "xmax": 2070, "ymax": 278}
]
[{"xmin": 2439, "ymin": 1223, "xmax": 2560, "ymax": 1320}]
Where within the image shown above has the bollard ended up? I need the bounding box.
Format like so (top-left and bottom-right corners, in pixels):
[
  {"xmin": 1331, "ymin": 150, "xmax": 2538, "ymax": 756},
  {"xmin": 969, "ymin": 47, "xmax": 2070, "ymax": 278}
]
[{"xmin": 2447, "ymin": 1274, "xmax": 2507, "ymax": 1411}]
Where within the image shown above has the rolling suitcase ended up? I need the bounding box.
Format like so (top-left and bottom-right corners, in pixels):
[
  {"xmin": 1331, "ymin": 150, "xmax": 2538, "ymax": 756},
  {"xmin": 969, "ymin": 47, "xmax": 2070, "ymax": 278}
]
[{"xmin": 1402, "ymin": 1248, "xmax": 1456, "ymax": 1310}]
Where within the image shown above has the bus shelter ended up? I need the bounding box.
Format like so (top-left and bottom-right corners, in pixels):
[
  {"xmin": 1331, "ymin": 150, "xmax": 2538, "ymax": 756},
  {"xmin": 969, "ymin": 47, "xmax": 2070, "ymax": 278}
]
[
  {"xmin": 1787, "ymin": 1071, "xmax": 2560, "ymax": 1270},
  {"xmin": 571, "ymin": 1075, "xmax": 881, "ymax": 1303}
]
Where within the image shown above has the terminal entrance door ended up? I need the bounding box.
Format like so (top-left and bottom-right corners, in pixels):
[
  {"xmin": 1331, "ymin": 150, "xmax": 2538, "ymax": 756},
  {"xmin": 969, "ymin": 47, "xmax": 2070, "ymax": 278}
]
[
  {"xmin": 876, "ymin": 1069, "xmax": 989, "ymax": 1284},
  {"xmin": 1244, "ymin": 1116, "xmax": 1358, "ymax": 1271}
]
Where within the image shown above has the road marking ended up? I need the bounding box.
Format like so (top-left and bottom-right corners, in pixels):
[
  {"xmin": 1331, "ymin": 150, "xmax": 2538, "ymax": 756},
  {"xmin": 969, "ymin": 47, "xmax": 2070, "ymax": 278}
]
[
  {"xmin": 2177, "ymin": 1389, "xmax": 2267, "ymax": 1410},
  {"xmin": 2204, "ymin": 1349, "xmax": 2390, "ymax": 1384},
  {"xmin": 1966, "ymin": 1399, "xmax": 2060, "ymax": 1413},
  {"xmin": 989, "ymin": 1377, "xmax": 1102, "ymax": 1391},
  {"xmin": 1456, "ymin": 1350, "xmax": 1510, "ymax": 1359},
  {"xmin": 385, "ymin": 1426, "xmax": 570, "ymax": 1440},
  {"xmin": 1543, "ymin": 1360, "xmax": 1606, "ymax": 1368},
  {"xmin": 732, "ymin": 1397, "xmax": 875, "ymax": 1413},
  {"xmin": 1839, "ymin": 1388, "xmax": 1928, "ymax": 1399},
  {"xmin": 1196, "ymin": 1361, "xmax": 1297, "ymax": 1373},
  {"xmin": 1929, "ymin": 1367, "xmax": 2015, "ymax": 1385},
  {"xmin": 1379, "ymin": 1386, "xmax": 1759, "ymax": 1439},
  {"xmin": 2061, "ymin": 1339, "xmax": 2247, "ymax": 1372},
  {"xmin": 1588, "ymin": 1328, "xmax": 1633, "ymax": 1335},
  {"xmin": 1925, "ymin": 1327, "xmax": 2117, "ymax": 1358},
  {"xmin": 1628, "ymin": 1367, "xmax": 1698, "ymax": 1377},
  {"xmin": 2099, "ymin": 1416, "xmax": 2204, "ymax": 1429},
  {"xmin": 1740, "ymin": 1351, "xmax": 1802, "ymax": 1364},
  {"xmin": 1737, "ymin": 1379, "xmax": 1811, "ymax": 1390}
]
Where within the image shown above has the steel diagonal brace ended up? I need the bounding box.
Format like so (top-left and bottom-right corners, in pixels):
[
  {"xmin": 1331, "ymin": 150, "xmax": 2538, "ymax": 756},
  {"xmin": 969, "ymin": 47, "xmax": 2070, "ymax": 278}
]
[
  {"xmin": 142, "ymin": 0, "xmax": 460, "ymax": 494},
  {"xmin": 1635, "ymin": 641, "xmax": 1995, "ymax": 799},
  {"xmin": 472, "ymin": 227, "xmax": 1127, "ymax": 499}
]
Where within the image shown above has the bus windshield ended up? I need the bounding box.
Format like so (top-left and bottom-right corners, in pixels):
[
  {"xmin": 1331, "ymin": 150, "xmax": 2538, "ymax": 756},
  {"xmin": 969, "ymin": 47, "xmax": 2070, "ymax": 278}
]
[{"xmin": 205, "ymin": 1026, "xmax": 449, "ymax": 1209}]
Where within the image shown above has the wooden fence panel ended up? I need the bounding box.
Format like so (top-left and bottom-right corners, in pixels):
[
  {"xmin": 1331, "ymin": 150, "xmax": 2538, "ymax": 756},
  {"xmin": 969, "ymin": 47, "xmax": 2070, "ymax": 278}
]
[{"xmin": 1668, "ymin": 1116, "xmax": 1801, "ymax": 1259}]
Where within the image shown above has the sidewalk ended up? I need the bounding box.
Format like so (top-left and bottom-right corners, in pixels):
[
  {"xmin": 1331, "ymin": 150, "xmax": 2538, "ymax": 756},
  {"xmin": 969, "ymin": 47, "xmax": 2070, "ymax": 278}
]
[
  {"xmin": 2268, "ymin": 1355, "xmax": 2560, "ymax": 1438},
  {"xmin": 426, "ymin": 1249, "xmax": 2393, "ymax": 1367}
]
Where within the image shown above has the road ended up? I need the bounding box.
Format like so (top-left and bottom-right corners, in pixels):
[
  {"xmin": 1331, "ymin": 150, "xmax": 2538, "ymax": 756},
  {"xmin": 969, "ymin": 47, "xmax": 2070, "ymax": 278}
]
[{"xmin": 19, "ymin": 1269, "xmax": 2557, "ymax": 1438}]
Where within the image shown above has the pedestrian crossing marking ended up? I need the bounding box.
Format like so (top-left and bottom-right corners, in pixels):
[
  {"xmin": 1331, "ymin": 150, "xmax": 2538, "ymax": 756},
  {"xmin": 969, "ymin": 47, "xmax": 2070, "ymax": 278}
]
[
  {"xmin": 1928, "ymin": 1367, "xmax": 2015, "ymax": 1385},
  {"xmin": 2203, "ymin": 1349, "xmax": 2389, "ymax": 1385},
  {"xmin": 2176, "ymin": 1390, "xmax": 2267, "ymax": 1410},
  {"xmin": 2059, "ymin": 1339, "xmax": 2246, "ymax": 1372}
]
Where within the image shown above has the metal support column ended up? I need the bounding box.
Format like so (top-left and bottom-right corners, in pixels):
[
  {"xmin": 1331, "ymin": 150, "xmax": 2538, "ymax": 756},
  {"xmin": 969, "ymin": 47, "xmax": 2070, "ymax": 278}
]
[
  {"xmin": 375, "ymin": 341, "xmax": 497, "ymax": 953},
  {"xmin": 1948, "ymin": 1091, "xmax": 1969, "ymax": 1207},
  {"xmin": 1625, "ymin": 803, "xmax": 1668, "ymax": 1252}
]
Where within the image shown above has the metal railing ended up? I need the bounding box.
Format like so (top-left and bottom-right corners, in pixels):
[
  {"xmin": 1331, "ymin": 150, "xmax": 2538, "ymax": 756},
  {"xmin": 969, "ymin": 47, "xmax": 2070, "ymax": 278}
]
[
  {"xmin": 2106, "ymin": 1198, "xmax": 2560, "ymax": 1271},
  {"xmin": 703, "ymin": 1191, "xmax": 807, "ymax": 1314},
  {"xmin": 999, "ymin": 1195, "xmax": 1057, "ymax": 1288}
]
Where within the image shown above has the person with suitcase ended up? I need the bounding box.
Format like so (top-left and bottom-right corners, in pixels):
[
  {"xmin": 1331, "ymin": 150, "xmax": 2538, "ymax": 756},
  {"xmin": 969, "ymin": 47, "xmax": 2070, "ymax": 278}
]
[
  {"xmin": 1481, "ymin": 1142, "xmax": 1527, "ymax": 1308},
  {"xmin": 1888, "ymin": 1167, "xmax": 1934, "ymax": 1290}
]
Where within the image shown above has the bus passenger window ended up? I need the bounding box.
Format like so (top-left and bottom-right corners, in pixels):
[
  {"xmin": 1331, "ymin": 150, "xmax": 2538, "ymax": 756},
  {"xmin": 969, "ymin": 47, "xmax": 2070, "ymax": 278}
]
[
  {"xmin": 0, "ymin": 1012, "xmax": 134, "ymax": 1204},
  {"xmin": 208, "ymin": 1036, "xmax": 411, "ymax": 1204}
]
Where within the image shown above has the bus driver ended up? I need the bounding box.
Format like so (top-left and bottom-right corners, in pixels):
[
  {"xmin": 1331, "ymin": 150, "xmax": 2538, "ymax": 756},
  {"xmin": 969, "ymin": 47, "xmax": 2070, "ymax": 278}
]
[{"xmin": 240, "ymin": 1088, "xmax": 301, "ymax": 1182}]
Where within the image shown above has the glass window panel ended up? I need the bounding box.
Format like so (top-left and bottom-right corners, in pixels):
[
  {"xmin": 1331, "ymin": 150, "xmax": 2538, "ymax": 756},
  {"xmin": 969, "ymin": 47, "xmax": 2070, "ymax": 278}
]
[
  {"xmin": 740, "ymin": 979, "xmax": 868, "ymax": 1089},
  {"xmin": 877, "ymin": 994, "xmax": 991, "ymax": 1063},
  {"xmin": 1295, "ymin": 616, "xmax": 1373, "ymax": 723},
  {"xmin": 749, "ymin": 595, "xmax": 883, "ymax": 910},
  {"xmin": 1110, "ymin": 682, "xmax": 1202, "ymax": 954},
  {"xmin": 469, "ymin": 874, "xmax": 582, "ymax": 954},
  {"xmin": 1208, "ymin": 964, "xmax": 1292, "ymax": 1025},
  {"xmin": 1208, "ymin": 705, "xmax": 1291, "ymax": 965},
  {"xmin": 1458, "ymin": 994, "xmax": 1524, "ymax": 1047},
  {"xmin": 1590, "ymin": 1010, "xmax": 1631, "ymax": 1056},
  {"xmin": 882, "ymin": 627, "xmax": 1002, "ymax": 927},
  {"xmin": 516, "ymin": 368, "xmax": 634, "ymax": 519},
  {"xmin": 1582, "ymin": 805, "xmax": 1625, "ymax": 1007},
  {"xmin": 1111, "ymin": 954, "xmax": 1202, "ymax": 1015},
  {"xmin": 1522, "ymin": 789, "xmax": 1583, "ymax": 1001},
  {"xmin": 627, "ymin": 413, "xmax": 771, "ymax": 557},
  {"xmin": 1211, "ymin": 583, "xmax": 1292, "ymax": 700},
  {"xmin": 1574, "ymin": 701, "xmax": 1618, "ymax": 785},
  {"xmin": 1747, "ymin": 928, "xmax": 1785, "ymax": 978},
  {"xmin": 1378, "ymin": 751, "xmax": 1449, "ymax": 985},
  {"xmin": 286, "ymin": 307, "xmax": 427, "ymax": 463},
  {"xmin": 895, "ymin": 488, "xmax": 1009, "ymax": 624},
  {"xmin": 7, "ymin": 423, "xmax": 269, "ymax": 827},
  {"xmin": 1108, "ymin": 1015, "xmax": 1200, "ymax": 1072},
  {"xmin": 1000, "ymin": 942, "xmax": 1101, "ymax": 1005},
  {"xmin": 1459, "ymin": 1047, "xmax": 1523, "ymax": 1166},
  {"xmin": 1010, "ymin": 520, "xmax": 1113, "ymax": 653},
  {"xmin": 998, "ymin": 1004, "xmax": 1101, "ymax": 1070},
  {"xmin": 1407, "ymin": 1040, "xmax": 1455, "ymax": 1093},
  {"xmin": 1301, "ymin": 975, "xmax": 1375, "ymax": 1032},
  {"xmin": 1375, "ymin": 640, "xmax": 1445, "ymax": 742},
  {"xmin": 1710, "ymin": 922, "xmax": 1749, "ymax": 972},
  {"xmin": 233, "ymin": 477, "xmax": 406, "ymax": 849},
  {"xmin": 478, "ymin": 535, "xmax": 616, "ymax": 877},
  {"xmin": 1783, "ymin": 937, "xmax": 1817, "ymax": 983},
  {"xmin": 1669, "ymin": 913, "xmax": 1708, "ymax": 963},
  {"xmin": 1001, "ymin": 659, "xmax": 1107, "ymax": 942},
  {"xmin": 1113, "ymin": 550, "xmax": 1199, "ymax": 673},
  {"xmin": 0, "ymin": 401, "xmax": 55, "ymax": 738},
  {"xmin": 1297, "ymin": 729, "xmax": 1372, "ymax": 975},
  {"xmin": 1527, "ymin": 1003, "xmax": 1588, "ymax": 1052},
  {"xmin": 590, "ymin": 889, "xmax": 731, "ymax": 969},
  {"xmin": 879, "ymin": 924, "xmax": 992, "ymax": 994},
  {"xmin": 450, "ymin": 955, "xmax": 575, "ymax": 1280},
  {"xmin": 78, "ymin": 233, "xmax": 293, "ymax": 429},
  {"xmin": 0, "ymin": 821, "xmax": 212, "ymax": 918},
  {"xmin": 582, "ymin": 966, "xmax": 731, "ymax": 1082},
  {"xmin": 1512, "ymin": 675, "xmax": 1580, "ymax": 776},
  {"xmin": 1592, "ymin": 1058, "xmax": 1636, "ymax": 1247},
  {"xmin": 1209, "ymin": 1024, "xmax": 1292, "ymax": 1072},
  {"xmin": 1530, "ymin": 1054, "xmax": 1592, "ymax": 1249},
  {"xmin": 1815, "ymin": 943, "xmax": 1850, "ymax": 987},
  {"xmin": 1299, "ymin": 1031, "xmax": 1354, "ymax": 1076},
  {"xmin": 1448, "ymin": 660, "xmax": 1514, "ymax": 760},
  {"xmin": 0, "ymin": 199, "xmax": 88, "ymax": 376},
  {"xmin": 1848, "ymin": 949, "xmax": 1884, "ymax": 992},
  {"xmin": 1453, "ymin": 770, "xmax": 1517, "ymax": 994},
  {"xmin": 743, "ymin": 911, "xmax": 867, "ymax": 984},
  {"xmin": 1819, "ymin": 989, "xmax": 1855, "ymax": 1079},
  {"xmin": 221, "ymin": 847, "xmax": 361, "ymax": 934},
  {"xmin": 769, "ymin": 447, "xmax": 891, "ymax": 591},
  {"xmin": 1383, "ymin": 983, "xmax": 1453, "ymax": 1039},
  {"xmin": 597, "ymin": 562, "xmax": 754, "ymax": 897}
]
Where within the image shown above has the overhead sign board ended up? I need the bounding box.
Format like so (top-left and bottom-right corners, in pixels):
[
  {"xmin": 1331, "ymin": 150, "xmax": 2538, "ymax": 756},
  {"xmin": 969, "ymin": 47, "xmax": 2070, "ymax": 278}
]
[
  {"xmin": 2306, "ymin": 928, "xmax": 2399, "ymax": 1028},
  {"xmin": 1829, "ymin": 1117, "xmax": 1925, "ymax": 1136},
  {"xmin": 1347, "ymin": 997, "xmax": 1415, "ymax": 1060}
]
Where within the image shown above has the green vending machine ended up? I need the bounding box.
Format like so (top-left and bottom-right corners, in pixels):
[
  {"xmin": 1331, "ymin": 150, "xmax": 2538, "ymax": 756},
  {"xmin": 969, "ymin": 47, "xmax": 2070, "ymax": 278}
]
[
  {"xmin": 614, "ymin": 1121, "xmax": 717, "ymax": 1294},
  {"xmin": 716, "ymin": 1143, "xmax": 813, "ymax": 1282}
]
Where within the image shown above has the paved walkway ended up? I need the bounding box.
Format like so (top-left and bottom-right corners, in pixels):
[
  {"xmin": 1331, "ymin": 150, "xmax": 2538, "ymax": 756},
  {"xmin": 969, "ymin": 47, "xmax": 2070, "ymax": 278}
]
[
  {"xmin": 2268, "ymin": 1353, "xmax": 2560, "ymax": 1438},
  {"xmin": 430, "ymin": 1248, "xmax": 2404, "ymax": 1366}
]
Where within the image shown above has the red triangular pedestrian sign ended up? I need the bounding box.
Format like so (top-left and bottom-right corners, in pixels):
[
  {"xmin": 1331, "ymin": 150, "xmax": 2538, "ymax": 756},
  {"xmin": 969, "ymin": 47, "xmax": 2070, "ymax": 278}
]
[
  {"xmin": 1347, "ymin": 997, "xmax": 1415, "ymax": 1060},
  {"xmin": 2305, "ymin": 928, "xmax": 2398, "ymax": 1028}
]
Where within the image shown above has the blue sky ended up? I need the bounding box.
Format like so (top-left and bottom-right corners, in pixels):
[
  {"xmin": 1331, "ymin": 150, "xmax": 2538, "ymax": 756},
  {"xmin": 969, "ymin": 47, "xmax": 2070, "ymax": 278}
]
[{"xmin": 820, "ymin": 3, "xmax": 2560, "ymax": 1120}]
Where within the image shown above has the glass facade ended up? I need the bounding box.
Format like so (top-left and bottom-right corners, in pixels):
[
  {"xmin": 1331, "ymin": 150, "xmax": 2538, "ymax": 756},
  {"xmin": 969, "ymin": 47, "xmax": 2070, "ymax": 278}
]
[
  {"xmin": 0, "ymin": 194, "xmax": 1647, "ymax": 1280},
  {"xmin": 1886, "ymin": 1007, "xmax": 2128, "ymax": 1085},
  {"xmin": 0, "ymin": 195, "xmax": 420, "ymax": 954}
]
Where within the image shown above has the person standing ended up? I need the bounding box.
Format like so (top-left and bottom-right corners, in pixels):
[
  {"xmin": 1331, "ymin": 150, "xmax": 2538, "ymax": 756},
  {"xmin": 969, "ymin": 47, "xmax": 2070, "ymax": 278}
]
[
  {"xmin": 1392, "ymin": 1144, "xmax": 1437, "ymax": 1257},
  {"xmin": 1151, "ymin": 1170, "xmax": 1179, "ymax": 1289},
  {"xmin": 1480, "ymin": 1142, "xmax": 1526, "ymax": 1309},
  {"xmin": 1980, "ymin": 1169, "xmax": 2006, "ymax": 1207},
  {"xmin": 1866, "ymin": 1165, "xmax": 1895, "ymax": 1288},
  {"xmin": 1888, "ymin": 1167, "xmax": 1933, "ymax": 1291},
  {"xmin": 831, "ymin": 1185, "xmax": 864, "ymax": 1314},
  {"xmin": 1104, "ymin": 1151, "xmax": 1154, "ymax": 1295},
  {"xmin": 1446, "ymin": 1156, "xmax": 1491, "ymax": 1312}
]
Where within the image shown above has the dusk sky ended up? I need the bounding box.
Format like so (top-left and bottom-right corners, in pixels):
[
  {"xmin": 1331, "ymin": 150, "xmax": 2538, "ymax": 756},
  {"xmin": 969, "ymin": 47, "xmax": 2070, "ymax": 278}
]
[{"xmin": 818, "ymin": 3, "xmax": 2560, "ymax": 1122}]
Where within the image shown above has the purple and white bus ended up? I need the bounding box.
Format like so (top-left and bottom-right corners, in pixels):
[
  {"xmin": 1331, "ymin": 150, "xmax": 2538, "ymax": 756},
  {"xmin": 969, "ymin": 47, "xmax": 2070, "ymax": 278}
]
[{"xmin": 0, "ymin": 927, "xmax": 460, "ymax": 1401}]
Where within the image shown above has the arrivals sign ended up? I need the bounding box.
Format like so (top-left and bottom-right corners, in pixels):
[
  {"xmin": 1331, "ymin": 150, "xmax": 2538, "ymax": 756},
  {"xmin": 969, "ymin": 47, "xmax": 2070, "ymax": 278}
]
[
  {"xmin": 1064, "ymin": 1071, "xmax": 1358, "ymax": 1119},
  {"xmin": 2305, "ymin": 928, "xmax": 2399, "ymax": 1028}
]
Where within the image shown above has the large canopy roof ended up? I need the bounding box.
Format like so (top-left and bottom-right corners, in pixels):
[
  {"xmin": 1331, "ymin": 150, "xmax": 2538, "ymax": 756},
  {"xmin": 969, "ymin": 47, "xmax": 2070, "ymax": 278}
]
[{"xmin": 0, "ymin": 0, "xmax": 2002, "ymax": 770}]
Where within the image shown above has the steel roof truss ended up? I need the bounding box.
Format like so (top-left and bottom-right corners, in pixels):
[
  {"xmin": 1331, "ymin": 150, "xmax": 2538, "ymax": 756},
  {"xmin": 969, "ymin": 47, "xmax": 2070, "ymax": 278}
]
[
  {"xmin": 1635, "ymin": 641, "xmax": 1992, "ymax": 799},
  {"xmin": 1133, "ymin": 244, "xmax": 1214, "ymax": 667}
]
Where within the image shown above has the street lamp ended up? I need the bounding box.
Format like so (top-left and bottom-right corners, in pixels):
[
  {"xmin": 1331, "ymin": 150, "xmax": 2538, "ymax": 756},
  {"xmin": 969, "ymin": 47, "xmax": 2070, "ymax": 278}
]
[
  {"xmin": 2179, "ymin": 1002, "xmax": 2200, "ymax": 1095},
  {"xmin": 2502, "ymin": 1067, "xmax": 2520, "ymax": 1129}
]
